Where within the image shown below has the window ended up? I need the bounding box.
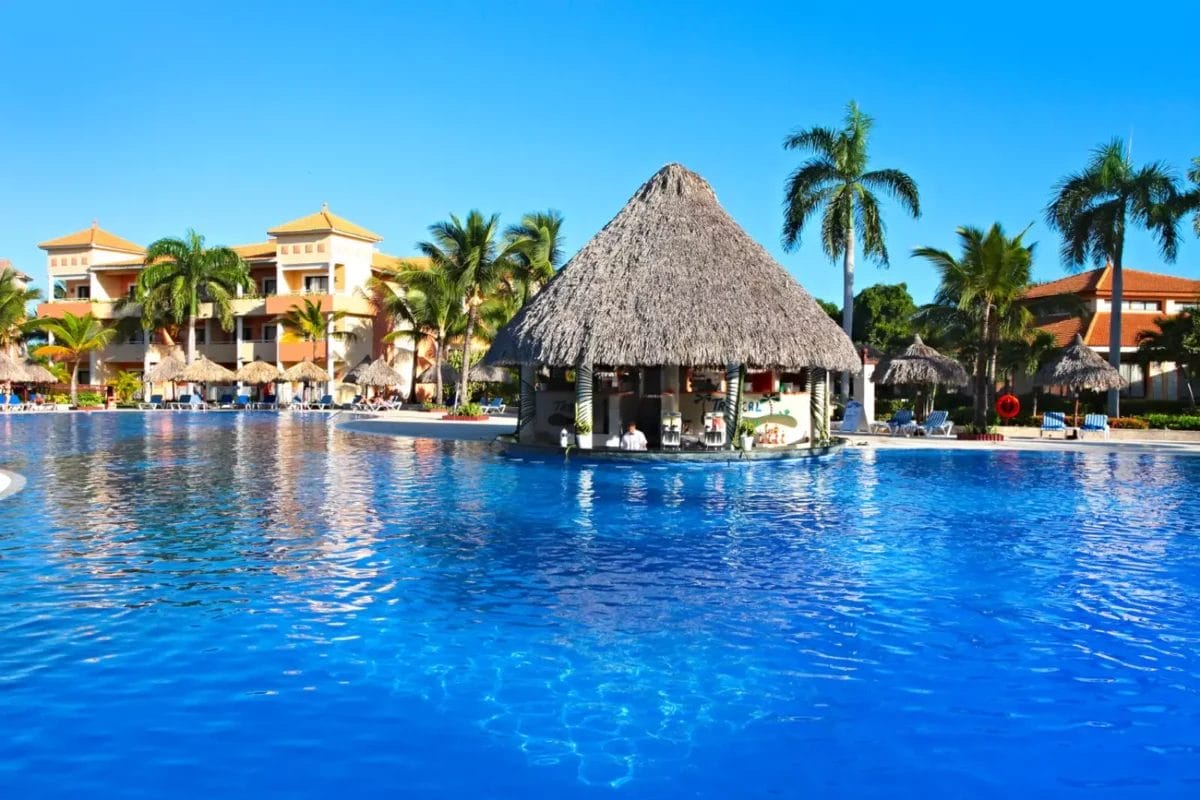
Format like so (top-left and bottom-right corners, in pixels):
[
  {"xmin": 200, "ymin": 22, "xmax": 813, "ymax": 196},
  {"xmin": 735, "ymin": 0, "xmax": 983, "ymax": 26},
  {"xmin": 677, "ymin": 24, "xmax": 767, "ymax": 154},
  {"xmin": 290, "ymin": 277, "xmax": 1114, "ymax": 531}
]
[
  {"xmin": 78, "ymin": 370, "xmax": 90, "ymax": 386},
  {"xmin": 1119, "ymin": 363, "xmax": 1145, "ymax": 397},
  {"xmin": 195, "ymin": 327, "xmax": 206, "ymax": 345},
  {"xmin": 1121, "ymin": 300, "xmax": 1160, "ymax": 312},
  {"xmin": 316, "ymin": 243, "xmax": 325, "ymax": 253},
  {"xmin": 262, "ymin": 324, "xmax": 277, "ymax": 342},
  {"xmin": 304, "ymin": 275, "xmax": 329, "ymax": 293},
  {"xmin": 70, "ymin": 257, "xmax": 79, "ymax": 266},
  {"xmin": 126, "ymin": 330, "xmax": 145, "ymax": 345},
  {"xmin": 50, "ymin": 258, "xmax": 57, "ymax": 267},
  {"xmin": 261, "ymin": 278, "xmax": 277, "ymax": 295},
  {"xmin": 76, "ymin": 285, "xmax": 91, "ymax": 299},
  {"xmin": 304, "ymin": 244, "xmax": 313, "ymax": 253},
  {"xmin": 127, "ymin": 286, "xmax": 138, "ymax": 299},
  {"xmin": 81, "ymin": 257, "xmax": 88, "ymax": 265}
]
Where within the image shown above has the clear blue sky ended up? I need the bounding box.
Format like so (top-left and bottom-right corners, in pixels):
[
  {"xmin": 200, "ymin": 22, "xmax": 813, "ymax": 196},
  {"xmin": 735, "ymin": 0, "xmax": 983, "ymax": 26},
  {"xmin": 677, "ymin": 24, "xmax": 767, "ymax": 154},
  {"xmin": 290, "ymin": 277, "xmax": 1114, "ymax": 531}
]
[{"xmin": 2, "ymin": 1, "xmax": 1198, "ymax": 307}]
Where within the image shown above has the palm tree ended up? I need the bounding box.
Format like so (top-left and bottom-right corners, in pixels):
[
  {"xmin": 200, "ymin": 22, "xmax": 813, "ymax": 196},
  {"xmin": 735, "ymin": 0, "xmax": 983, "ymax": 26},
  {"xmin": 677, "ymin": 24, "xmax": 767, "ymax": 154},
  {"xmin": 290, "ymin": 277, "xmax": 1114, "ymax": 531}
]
[
  {"xmin": 1046, "ymin": 139, "xmax": 1183, "ymax": 416},
  {"xmin": 914, "ymin": 224, "xmax": 1035, "ymax": 430},
  {"xmin": 278, "ymin": 298, "xmax": 357, "ymax": 377},
  {"xmin": 997, "ymin": 328, "xmax": 1058, "ymax": 417},
  {"xmin": 504, "ymin": 211, "xmax": 565, "ymax": 307},
  {"xmin": 0, "ymin": 266, "xmax": 41, "ymax": 354},
  {"xmin": 416, "ymin": 211, "xmax": 519, "ymax": 405},
  {"xmin": 1137, "ymin": 312, "xmax": 1199, "ymax": 407},
  {"xmin": 782, "ymin": 101, "xmax": 920, "ymax": 398},
  {"xmin": 135, "ymin": 230, "xmax": 251, "ymax": 364},
  {"xmin": 28, "ymin": 312, "xmax": 115, "ymax": 402},
  {"xmin": 392, "ymin": 265, "xmax": 465, "ymax": 405},
  {"xmin": 1185, "ymin": 158, "xmax": 1200, "ymax": 239}
]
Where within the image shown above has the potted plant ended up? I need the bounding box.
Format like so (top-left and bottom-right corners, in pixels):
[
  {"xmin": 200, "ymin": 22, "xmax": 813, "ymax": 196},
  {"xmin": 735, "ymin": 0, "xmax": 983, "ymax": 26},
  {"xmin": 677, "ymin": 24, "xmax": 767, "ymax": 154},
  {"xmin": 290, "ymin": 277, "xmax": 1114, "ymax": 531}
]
[
  {"xmin": 736, "ymin": 418, "xmax": 758, "ymax": 450},
  {"xmin": 574, "ymin": 416, "xmax": 593, "ymax": 449}
]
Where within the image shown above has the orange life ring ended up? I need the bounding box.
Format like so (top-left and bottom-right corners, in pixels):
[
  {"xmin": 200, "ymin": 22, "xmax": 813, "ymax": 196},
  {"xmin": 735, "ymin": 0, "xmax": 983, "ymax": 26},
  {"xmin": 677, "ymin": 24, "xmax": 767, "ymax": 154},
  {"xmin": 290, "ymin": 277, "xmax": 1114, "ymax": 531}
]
[{"xmin": 995, "ymin": 393, "xmax": 1020, "ymax": 420}]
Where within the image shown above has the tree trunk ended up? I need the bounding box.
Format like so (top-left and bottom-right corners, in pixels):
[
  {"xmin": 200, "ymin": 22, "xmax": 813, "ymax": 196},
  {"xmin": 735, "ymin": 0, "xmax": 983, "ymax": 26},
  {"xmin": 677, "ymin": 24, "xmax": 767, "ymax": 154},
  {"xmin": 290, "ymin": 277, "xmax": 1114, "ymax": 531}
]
[
  {"xmin": 186, "ymin": 313, "xmax": 197, "ymax": 363},
  {"xmin": 70, "ymin": 359, "xmax": 80, "ymax": 404},
  {"xmin": 409, "ymin": 334, "xmax": 420, "ymax": 403},
  {"xmin": 974, "ymin": 305, "xmax": 992, "ymax": 430},
  {"xmin": 841, "ymin": 219, "xmax": 856, "ymax": 400},
  {"xmin": 434, "ymin": 338, "xmax": 444, "ymax": 405},
  {"xmin": 1108, "ymin": 249, "xmax": 1124, "ymax": 417},
  {"xmin": 458, "ymin": 306, "xmax": 477, "ymax": 408}
]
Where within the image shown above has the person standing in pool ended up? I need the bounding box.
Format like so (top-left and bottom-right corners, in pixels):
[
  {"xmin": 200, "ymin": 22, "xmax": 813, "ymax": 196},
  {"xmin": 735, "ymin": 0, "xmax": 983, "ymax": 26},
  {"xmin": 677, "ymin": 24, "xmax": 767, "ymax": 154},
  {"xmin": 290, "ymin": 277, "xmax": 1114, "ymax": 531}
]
[{"xmin": 620, "ymin": 421, "xmax": 648, "ymax": 451}]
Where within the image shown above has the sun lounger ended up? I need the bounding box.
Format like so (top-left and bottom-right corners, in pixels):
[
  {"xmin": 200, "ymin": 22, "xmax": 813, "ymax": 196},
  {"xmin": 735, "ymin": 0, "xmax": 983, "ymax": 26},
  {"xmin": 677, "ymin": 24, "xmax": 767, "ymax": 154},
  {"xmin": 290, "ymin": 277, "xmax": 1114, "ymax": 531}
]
[
  {"xmin": 310, "ymin": 394, "xmax": 334, "ymax": 410},
  {"xmin": 188, "ymin": 395, "xmax": 208, "ymax": 411},
  {"xmin": 167, "ymin": 394, "xmax": 191, "ymax": 410},
  {"xmin": 913, "ymin": 409, "xmax": 953, "ymax": 437},
  {"xmin": 482, "ymin": 398, "xmax": 506, "ymax": 415},
  {"xmin": 1040, "ymin": 411, "xmax": 1067, "ymax": 438},
  {"xmin": 1080, "ymin": 413, "xmax": 1109, "ymax": 440},
  {"xmin": 217, "ymin": 393, "xmax": 234, "ymax": 408},
  {"xmin": 870, "ymin": 409, "xmax": 914, "ymax": 435},
  {"xmin": 3, "ymin": 394, "xmax": 26, "ymax": 412},
  {"xmin": 233, "ymin": 395, "xmax": 251, "ymax": 410},
  {"xmin": 138, "ymin": 394, "xmax": 164, "ymax": 410}
]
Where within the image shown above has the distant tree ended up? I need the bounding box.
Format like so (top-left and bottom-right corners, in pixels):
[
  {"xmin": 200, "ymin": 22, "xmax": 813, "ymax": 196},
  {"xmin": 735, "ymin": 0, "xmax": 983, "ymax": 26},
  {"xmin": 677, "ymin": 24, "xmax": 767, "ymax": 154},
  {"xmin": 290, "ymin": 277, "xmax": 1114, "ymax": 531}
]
[
  {"xmin": 997, "ymin": 328, "xmax": 1058, "ymax": 417},
  {"xmin": 107, "ymin": 370, "xmax": 143, "ymax": 403},
  {"xmin": 279, "ymin": 298, "xmax": 357, "ymax": 376},
  {"xmin": 782, "ymin": 100, "xmax": 920, "ymax": 397},
  {"xmin": 1185, "ymin": 158, "xmax": 1200, "ymax": 239},
  {"xmin": 504, "ymin": 211, "xmax": 565, "ymax": 307},
  {"xmin": 1046, "ymin": 139, "xmax": 1183, "ymax": 416},
  {"xmin": 0, "ymin": 266, "xmax": 41, "ymax": 352},
  {"xmin": 851, "ymin": 283, "xmax": 916, "ymax": 353},
  {"xmin": 28, "ymin": 312, "xmax": 115, "ymax": 402},
  {"xmin": 914, "ymin": 224, "xmax": 1035, "ymax": 431},
  {"xmin": 1137, "ymin": 312, "xmax": 1200, "ymax": 407},
  {"xmin": 815, "ymin": 298, "xmax": 840, "ymax": 321}
]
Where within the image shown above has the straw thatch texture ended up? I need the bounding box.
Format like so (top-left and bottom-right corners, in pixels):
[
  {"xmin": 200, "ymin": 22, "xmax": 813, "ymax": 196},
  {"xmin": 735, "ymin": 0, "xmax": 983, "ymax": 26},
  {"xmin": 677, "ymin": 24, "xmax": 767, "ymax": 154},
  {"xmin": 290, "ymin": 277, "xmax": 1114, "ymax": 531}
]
[
  {"xmin": 1034, "ymin": 334, "xmax": 1128, "ymax": 391},
  {"xmin": 484, "ymin": 163, "xmax": 859, "ymax": 370},
  {"xmin": 418, "ymin": 363, "xmax": 459, "ymax": 384},
  {"xmin": 22, "ymin": 362, "xmax": 57, "ymax": 383},
  {"xmin": 342, "ymin": 356, "xmax": 372, "ymax": 384},
  {"xmin": 468, "ymin": 364, "xmax": 511, "ymax": 383},
  {"xmin": 145, "ymin": 355, "xmax": 186, "ymax": 383},
  {"xmin": 874, "ymin": 335, "xmax": 969, "ymax": 387},
  {"xmin": 356, "ymin": 358, "xmax": 404, "ymax": 387},
  {"xmin": 236, "ymin": 358, "xmax": 281, "ymax": 384},
  {"xmin": 283, "ymin": 360, "xmax": 329, "ymax": 383},
  {"xmin": 179, "ymin": 356, "xmax": 236, "ymax": 383},
  {"xmin": 0, "ymin": 354, "xmax": 29, "ymax": 382}
]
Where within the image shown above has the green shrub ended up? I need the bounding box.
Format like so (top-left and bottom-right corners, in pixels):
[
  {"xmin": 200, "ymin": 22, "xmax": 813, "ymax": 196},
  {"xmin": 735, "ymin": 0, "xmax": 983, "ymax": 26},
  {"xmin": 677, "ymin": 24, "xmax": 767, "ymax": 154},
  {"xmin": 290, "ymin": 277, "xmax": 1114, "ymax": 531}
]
[
  {"xmin": 1141, "ymin": 413, "xmax": 1200, "ymax": 430},
  {"xmin": 76, "ymin": 391, "xmax": 104, "ymax": 406},
  {"xmin": 52, "ymin": 393, "xmax": 69, "ymax": 404},
  {"xmin": 874, "ymin": 397, "xmax": 910, "ymax": 417},
  {"xmin": 457, "ymin": 402, "xmax": 484, "ymax": 417}
]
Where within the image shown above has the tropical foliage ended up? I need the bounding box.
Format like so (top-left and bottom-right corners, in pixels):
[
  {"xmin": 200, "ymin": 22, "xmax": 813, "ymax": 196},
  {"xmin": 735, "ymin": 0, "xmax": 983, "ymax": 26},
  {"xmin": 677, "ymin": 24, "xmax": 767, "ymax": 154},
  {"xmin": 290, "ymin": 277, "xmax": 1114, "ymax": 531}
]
[
  {"xmin": 107, "ymin": 370, "xmax": 143, "ymax": 403},
  {"xmin": 28, "ymin": 312, "xmax": 115, "ymax": 402},
  {"xmin": 914, "ymin": 224, "xmax": 1035, "ymax": 430},
  {"xmin": 782, "ymin": 100, "xmax": 920, "ymax": 396},
  {"xmin": 1046, "ymin": 139, "xmax": 1184, "ymax": 415},
  {"xmin": 278, "ymin": 297, "xmax": 357, "ymax": 375},
  {"xmin": 0, "ymin": 266, "xmax": 41, "ymax": 351},
  {"xmin": 134, "ymin": 230, "xmax": 251, "ymax": 364},
  {"xmin": 503, "ymin": 211, "xmax": 565, "ymax": 307},
  {"xmin": 373, "ymin": 264, "xmax": 464, "ymax": 405},
  {"xmin": 1137, "ymin": 312, "xmax": 1200, "ymax": 407},
  {"xmin": 851, "ymin": 283, "xmax": 917, "ymax": 353}
]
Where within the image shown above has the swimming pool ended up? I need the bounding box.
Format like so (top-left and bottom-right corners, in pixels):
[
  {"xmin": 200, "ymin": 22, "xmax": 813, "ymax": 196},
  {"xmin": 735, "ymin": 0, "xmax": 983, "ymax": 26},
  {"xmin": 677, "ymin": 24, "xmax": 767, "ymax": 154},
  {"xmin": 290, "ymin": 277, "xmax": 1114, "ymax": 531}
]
[{"xmin": 2, "ymin": 412, "xmax": 1199, "ymax": 798}]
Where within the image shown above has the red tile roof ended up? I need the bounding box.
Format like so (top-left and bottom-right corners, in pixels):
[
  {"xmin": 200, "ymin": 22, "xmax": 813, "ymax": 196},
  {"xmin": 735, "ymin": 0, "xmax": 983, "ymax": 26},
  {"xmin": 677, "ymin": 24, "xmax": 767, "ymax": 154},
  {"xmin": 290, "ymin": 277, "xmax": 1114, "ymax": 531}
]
[
  {"xmin": 1024, "ymin": 264, "xmax": 1200, "ymax": 300},
  {"xmin": 1083, "ymin": 312, "xmax": 1169, "ymax": 349},
  {"xmin": 1037, "ymin": 317, "xmax": 1085, "ymax": 347}
]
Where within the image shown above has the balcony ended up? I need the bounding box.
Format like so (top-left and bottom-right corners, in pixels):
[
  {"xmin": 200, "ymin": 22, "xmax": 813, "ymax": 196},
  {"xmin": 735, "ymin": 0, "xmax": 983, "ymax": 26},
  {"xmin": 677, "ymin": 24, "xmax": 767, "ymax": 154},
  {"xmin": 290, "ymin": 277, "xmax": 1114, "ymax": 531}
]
[
  {"xmin": 278, "ymin": 340, "xmax": 326, "ymax": 363},
  {"xmin": 266, "ymin": 293, "xmax": 332, "ymax": 316},
  {"xmin": 36, "ymin": 300, "xmax": 93, "ymax": 319}
]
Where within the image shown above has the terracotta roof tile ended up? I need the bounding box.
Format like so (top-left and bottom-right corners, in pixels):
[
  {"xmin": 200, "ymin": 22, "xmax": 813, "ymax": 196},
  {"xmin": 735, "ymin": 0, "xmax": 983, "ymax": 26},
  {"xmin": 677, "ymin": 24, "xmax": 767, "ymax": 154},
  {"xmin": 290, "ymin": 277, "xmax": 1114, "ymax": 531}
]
[
  {"xmin": 1025, "ymin": 264, "xmax": 1200, "ymax": 300},
  {"xmin": 38, "ymin": 221, "xmax": 144, "ymax": 254},
  {"xmin": 267, "ymin": 204, "xmax": 382, "ymax": 242},
  {"xmin": 1037, "ymin": 317, "xmax": 1085, "ymax": 347},
  {"xmin": 1083, "ymin": 312, "xmax": 1167, "ymax": 349},
  {"xmin": 231, "ymin": 241, "xmax": 277, "ymax": 259}
]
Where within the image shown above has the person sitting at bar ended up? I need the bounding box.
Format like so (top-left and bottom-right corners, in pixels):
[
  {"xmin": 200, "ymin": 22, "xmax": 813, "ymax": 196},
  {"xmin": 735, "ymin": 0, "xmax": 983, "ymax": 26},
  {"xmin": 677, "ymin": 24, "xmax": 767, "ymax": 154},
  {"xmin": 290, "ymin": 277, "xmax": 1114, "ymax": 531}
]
[{"xmin": 620, "ymin": 421, "xmax": 648, "ymax": 451}]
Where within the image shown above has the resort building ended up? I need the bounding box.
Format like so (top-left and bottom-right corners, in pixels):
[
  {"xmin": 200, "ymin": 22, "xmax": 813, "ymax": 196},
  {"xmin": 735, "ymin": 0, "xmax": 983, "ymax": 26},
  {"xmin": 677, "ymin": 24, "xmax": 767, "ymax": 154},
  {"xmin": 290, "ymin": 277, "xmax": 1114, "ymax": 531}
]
[
  {"xmin": 34, "ymin": 208, "xmax": 421, "ymax": 398},
  {"xmin": 1022, "ymin": 264, "xmax": 1200, "ymax": 400}
]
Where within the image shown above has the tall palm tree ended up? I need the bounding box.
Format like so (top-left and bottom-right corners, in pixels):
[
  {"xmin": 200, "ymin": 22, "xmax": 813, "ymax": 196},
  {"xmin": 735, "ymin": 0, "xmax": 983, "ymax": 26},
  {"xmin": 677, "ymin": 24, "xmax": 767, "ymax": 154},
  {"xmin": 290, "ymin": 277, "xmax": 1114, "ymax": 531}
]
[
  {"xmin": 997, "ymin": 328, "xmax": 1058, "ymax": 417},
  {"xmin": 416, "ymin": 211, "xmax": 519, "ymax": 405},
  {"xmin": 504, "ymin": 211, "xmax": 565, "ymax": 307},
  {"xmin": 1185, "ymin": 157, "xmax": 1200, "ymax": 239},
  {"xmin": 1046, "ymin": 139, "xmax": 1182, "ymax": 416},
  {"xmin": 0, "ymin": 266, "xmax": 41, "ymax": 354},
  {"xmin": 135, "ymin": 230, "xmax": 251, "ymax": 364},
  {"xmin": 782, "ymin": 101, "xmax": 920, "ymax": 397},
  {"xmin": 392, "ymin": 265, "xmax": 465, "ymax": 405},
  {"xmin": 28, "ymin": 312, "xmax": 115, "ymax": 402},
  {"xmin": 914, "ymin": 224, "xmax": 1035, "ymax": 430},
  {"xmin": 1137, "ymin": 312, "xmax": 1199, "ymax": 407},
  {"xmin": 278, "ymin": 298, "xmax": 357, "ymax": 377}
]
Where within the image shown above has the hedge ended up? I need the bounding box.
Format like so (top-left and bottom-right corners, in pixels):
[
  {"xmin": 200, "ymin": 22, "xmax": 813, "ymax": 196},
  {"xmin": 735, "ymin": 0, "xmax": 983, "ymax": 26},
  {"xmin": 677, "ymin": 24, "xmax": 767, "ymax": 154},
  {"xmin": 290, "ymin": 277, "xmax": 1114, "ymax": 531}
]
[{"xmin": 1141, "ymin": 414, "xmax": 1200, "ymax": 431}]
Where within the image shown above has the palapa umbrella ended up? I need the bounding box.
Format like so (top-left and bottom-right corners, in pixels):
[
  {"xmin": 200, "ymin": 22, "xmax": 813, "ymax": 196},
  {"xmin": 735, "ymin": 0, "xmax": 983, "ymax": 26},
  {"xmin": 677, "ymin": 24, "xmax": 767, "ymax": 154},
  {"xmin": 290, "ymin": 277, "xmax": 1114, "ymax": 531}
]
[
  {"xmin": 283, "ymin": 359, "xmax": 330, "ymax": 404},
  {"xmin": 1034, "ymin": 333, "xmax": 1128, "ymax": 424},
  {"xmin": 22, "ymin": 361, "xmax": 57, "ymax": 384},
  {"xmin": 356, "ymin": 357, "xmax": 404, "ymax": 387},
  {"xmin": 467, "ymin": 363, "xmax": 511, "ymax": 383},
  {"xmin": 179, "ymin": 355, "xmax": 237, "ymax": 403},
  {"xmin": 0, "ymin": 353, "xmax": 30, "ymax": 383},
  {"xmin": 418, "ymin": 362, "xmax": 459, "ymax": 384},
  {"xmin": 342, "ymin": 356, "xmax": 372, "ymax": 384},
  {"xmin": 144, "ymin": 355, "xmax": 185, "ymax": 383},
  {"xmin": 874, "ymin": 335, "xmax": 969, "ymax": 417},
  {"xmin": 235, "ymin": 358, "xmax": 282, "ymax": 384}
]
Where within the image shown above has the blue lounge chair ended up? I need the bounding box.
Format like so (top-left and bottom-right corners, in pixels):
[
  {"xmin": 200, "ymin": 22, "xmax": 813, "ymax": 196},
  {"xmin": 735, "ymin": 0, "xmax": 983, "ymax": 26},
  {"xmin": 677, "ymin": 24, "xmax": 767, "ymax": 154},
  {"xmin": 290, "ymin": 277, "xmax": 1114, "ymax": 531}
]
[
  {"xmin": 4, "ymin": 394, "xmax": 24, "ymax": 412},
  {"xmin": 1040, "ymin": 411, "xmax": 1067, "ymax": 438},
  {"xmin": 482, "ymin": 397, "xmax": 506, "ymax": 414},
  {"xmin": 839, "ymin": 400, "xmax": 866, "ymax": 433},
  {"xmin": 233, "ymin": 395, "xmax": 251, "ymax": 410},
  {"xmin": 311, "ymin": 394, "xmax": 334, "ymax": 410},
  {"xmin": 167, "ymin": 394, "xmax": 191, "ymax": 410},
  {"xmin": 217, "ymin": 393, "xmax": 234, "ymax": 408},
  {"xmin": 1080, "ymin": 413, "xmax": 1109, "ymax": 441},
  {"xmin": 914, "ymin": 409, "xmax": 953, "ymax": 437},
  {"xmin": 188, "ymin": 395, "xmax": 208, "ymax": 411},
  {"xmin": 138, "ymin": 394, "xmax": 164, "ymax": 410},
  {"xmin": 871, "ymin": 409, "xmax": 914, "ymax": 435}
]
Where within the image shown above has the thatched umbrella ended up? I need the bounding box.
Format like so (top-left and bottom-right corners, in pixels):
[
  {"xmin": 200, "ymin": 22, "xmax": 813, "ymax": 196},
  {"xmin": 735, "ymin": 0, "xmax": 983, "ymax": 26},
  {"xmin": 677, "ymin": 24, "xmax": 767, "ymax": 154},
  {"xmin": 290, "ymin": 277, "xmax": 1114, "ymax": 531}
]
[
  {"xmin": 145, "ymin": 355, "xmax": 185, "ymax": 383},
  {"xmin": 342, "ymin": 356, "xmax": 372, "ymax": 384},
  {"xmin": 484, "ymin": 163, "xmax": 859, "ymax": 371},
  {"xmin": 0, "ymin": 353, "xmax": 30, "ymax": 383},
  {"xmin": 1034, "ymin": 333, "xmax": 1128, "ymax": 423},
  {"xmin": 356, "ymin": 357, "xmax": 404, "ymax": 388},
  {"xmin": 874, "ymin": 335, "xmax": 969, "ymax": 419},
  {"xmin": 283, "ymin": 359, "xmax": 330, "ymax": 403},
  {"xmin": 235, "ymin": 358, "xmax": 281, "ymax": 384},
  {"xmin": 468, "ymin": 363, "xmax": 511, "ymax": 383},
  {"xmin": 22, "ymin": 361, "xmax": 57, "ymax": 383},
  {"xmin": 418, "ymin": 362, "xmax": 459, "ymax": 384},
  {"xmin": 179, "ymin": 355, "xmax": 236, "ymax": 384}
]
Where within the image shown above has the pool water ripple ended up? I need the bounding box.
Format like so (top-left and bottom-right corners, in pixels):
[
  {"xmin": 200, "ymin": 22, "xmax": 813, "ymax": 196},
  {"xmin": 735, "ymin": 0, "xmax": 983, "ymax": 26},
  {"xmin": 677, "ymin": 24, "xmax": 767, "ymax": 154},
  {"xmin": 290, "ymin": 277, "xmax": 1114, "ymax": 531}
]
[{"xmin": 2, "ymin": 412, "xmax": 1200, "ymax": 797}]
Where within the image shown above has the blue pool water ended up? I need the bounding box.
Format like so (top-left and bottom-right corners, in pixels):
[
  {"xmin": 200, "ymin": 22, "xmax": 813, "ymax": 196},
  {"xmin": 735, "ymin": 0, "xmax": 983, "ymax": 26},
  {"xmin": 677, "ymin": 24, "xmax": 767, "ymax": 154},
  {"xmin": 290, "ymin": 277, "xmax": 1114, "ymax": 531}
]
[{"xmin": 1, "ymin": 412, "xmax": 1199, "ymax": 798}]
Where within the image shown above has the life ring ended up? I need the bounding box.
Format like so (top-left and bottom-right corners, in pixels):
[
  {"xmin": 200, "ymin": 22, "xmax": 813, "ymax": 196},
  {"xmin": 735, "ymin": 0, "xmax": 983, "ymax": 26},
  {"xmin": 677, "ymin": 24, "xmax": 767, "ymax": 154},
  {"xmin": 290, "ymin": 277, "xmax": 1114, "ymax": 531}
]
[{"xmin": 995, "ymin": 393, "xmax": 1020, "ymax": 420}]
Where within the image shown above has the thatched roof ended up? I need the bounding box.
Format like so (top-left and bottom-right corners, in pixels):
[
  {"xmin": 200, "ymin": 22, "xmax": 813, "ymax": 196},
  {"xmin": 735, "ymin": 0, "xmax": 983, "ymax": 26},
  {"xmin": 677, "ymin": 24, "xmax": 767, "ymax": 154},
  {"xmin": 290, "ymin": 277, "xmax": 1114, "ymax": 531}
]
[
  {"xmin": 236, "ymin": 358, "xmax": 281, "ymax": 384},
  {"xmin": 144, "ymin": 355, "xmax": 185, "ymax": 383},
  {"xmin": 356, "ymin": 357, "xmax": 404, "ymax": 387},
  {"xmin": 179, "ymin": 355, "xmax": 236, "ymax": 383},
  {"xmin": 418, "ymin": 362, "xmax": 459, "ymax": 383},
  {"xmin": 468, "ymin": 363, "xmax": 511, "ymax": 383},
  {"xmin": 342, "ymin": 356, "xmax": 372, "ymax": 384},
  {"xmin": 874, "ymin": 335, "xmax": 969, "ymax": 387},
  {"xmin": 283, "ymin": 359, "xmax": 329, "ymax": 383},
  {"xmin": 484, "ymin": 163, "xmax": 859, "ymax": 370},
  {"xmin": 0, "ymin": 354, "xmax": 29, "ymax": 382},
  {"xmin": 22, "ymin": 362, "xmax": 57, "ymax": 383},
  {"xmin": 1034, "ymin": 334, "xmax": 1128, "ymax": 391}
]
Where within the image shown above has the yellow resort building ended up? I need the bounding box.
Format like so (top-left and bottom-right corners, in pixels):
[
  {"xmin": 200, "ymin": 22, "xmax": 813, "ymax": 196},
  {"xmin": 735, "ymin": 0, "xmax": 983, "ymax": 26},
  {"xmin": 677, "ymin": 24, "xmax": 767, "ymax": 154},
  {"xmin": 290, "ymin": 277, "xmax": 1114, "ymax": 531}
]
[{"xmin": 34, "ymin": 206, "xmax": 417, "ymax": 398}]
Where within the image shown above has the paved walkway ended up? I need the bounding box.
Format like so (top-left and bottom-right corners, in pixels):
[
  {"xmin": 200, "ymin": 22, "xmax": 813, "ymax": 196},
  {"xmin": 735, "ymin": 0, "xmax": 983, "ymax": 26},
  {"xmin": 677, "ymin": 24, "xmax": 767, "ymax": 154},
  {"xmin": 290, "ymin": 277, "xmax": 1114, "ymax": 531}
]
[
  {"xmin": 335, "ymin": 410, "xmax": 516, "ymax": 442},
  {"xmin": 845, "ymin": 430, "xmax": 1200, "ymax": 457}
]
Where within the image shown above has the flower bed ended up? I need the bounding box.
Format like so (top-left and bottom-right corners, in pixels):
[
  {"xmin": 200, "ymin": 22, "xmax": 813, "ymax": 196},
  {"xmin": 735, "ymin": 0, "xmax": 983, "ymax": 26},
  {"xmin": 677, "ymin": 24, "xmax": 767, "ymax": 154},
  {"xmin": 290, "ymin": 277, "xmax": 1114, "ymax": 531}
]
[
  {"xmin": 956, "ymin": 432, "xmax": 1005, "ymax": 442},
  {"xmin": 441, "ymin": 414, "xmax": 489, "ymax": 421}
]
